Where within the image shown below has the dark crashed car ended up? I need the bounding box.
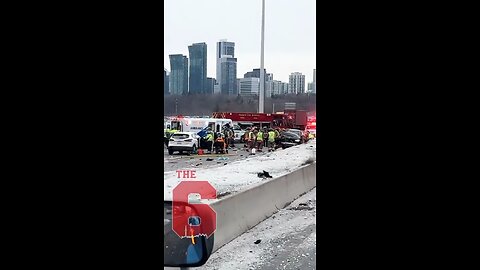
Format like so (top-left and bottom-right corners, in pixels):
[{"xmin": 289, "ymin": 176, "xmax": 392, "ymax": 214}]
[
  {"xmin": 285, "ymin": 129, "xmax": 307, "ymax": 143},
  {"xmin": 279, "ymin": 131, "xmax": 302, "ymax": 149}
]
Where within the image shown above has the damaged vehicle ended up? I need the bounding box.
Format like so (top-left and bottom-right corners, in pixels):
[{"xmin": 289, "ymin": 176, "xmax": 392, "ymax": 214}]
[
  {"xmin": 168, "ymin": 132, "xmax": 199, "ymax": 155},
  {"xmin": 279, "ymin": 131, "xmax": 302, "ymax": 149}
]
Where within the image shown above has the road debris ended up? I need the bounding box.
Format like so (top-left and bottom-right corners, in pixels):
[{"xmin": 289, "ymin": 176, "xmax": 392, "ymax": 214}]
[{"xmin": 257, "ymin": 170, "xmax": 273, "ymax": 178}]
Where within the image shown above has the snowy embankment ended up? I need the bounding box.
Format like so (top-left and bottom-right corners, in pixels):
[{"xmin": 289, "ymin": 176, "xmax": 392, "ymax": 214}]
[
  {"xmin": 164, "ymin": 139, "xmax": 316, "ymax": 201},
  {"xmin": 201, "ymin": 187, "xmax": 316, "ymax": 270}
]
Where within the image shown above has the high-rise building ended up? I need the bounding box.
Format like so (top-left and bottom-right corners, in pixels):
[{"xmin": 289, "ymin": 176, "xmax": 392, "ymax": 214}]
[
  {"xmin": 188, "ymin": 42, "xmax": 207, "ymax": 94},
  {"xmin": 206, "ymin": 77, "xmax": 215, "ymax": 94},
  {"xmin": 237, "ymin": 78, "xmax": 241, "ymax": 95},
  {"xmin": 265, "ymin": 73, "xmax": 273, "ymax": 97},
  {"xmin": 217, "ymin": 40, "xmax": 235, "ymax": 59},
  {"xmin": 244, "ymin": 68, "xmax": 266, "ymax": 78},
  {"xmin": 267, "ymin": 80, "xmax": 288, "ymax": 96},
  {"xmin": 283, "ymin": 83, "xmax": 289, "ymax": 94},
  {"xmin": 169, "ymin": 54, "xmax": 188, "ymax": 95},
  {"xmin": 308, "ymin": 82, "xmax": 314, "ymax": 93},
  {"xmin": 288, "ymin": 72, "xmax": 305, "ymax": 94},
  {"xmin": 266, "ymin": 81, "xmax": 273, "ymax": 97},
  {"xmin": 164, "ymin": 68, "xmax": 169, "ymax": 95},
  {"xmin": 239, "ymin": 78, "xmax": 260, "ymax": 97},
  {"xmin": 219, "ymin": 57, "xmax": 237, "ymax": 95},
  {"xmin": 244, "ymin": 69, "xmax": 272, "ymax": 97},
  {"xmin": 313, "ymin": 68, "xmax": 316, "ymax": 93},
  {"xmin": 216, "ymin": 40, "xmax": 237, "ymax": 95}
]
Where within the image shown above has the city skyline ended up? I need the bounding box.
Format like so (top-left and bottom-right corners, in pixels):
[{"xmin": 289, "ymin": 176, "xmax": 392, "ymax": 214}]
[
  {"xmin": 164, "ymin": 0, "xmax": 316, "ymax": 83},
  {"xmin": 188, "ymin": 42, "xmax": 207, "ymax": 94}
]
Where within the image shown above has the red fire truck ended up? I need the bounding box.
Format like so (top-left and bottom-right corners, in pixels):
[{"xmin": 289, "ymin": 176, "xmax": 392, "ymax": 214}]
[
  {"xmin": 305, "ymin": 112, "xmax": 316, "ymax": 135},
  {"xmin": 212, "ymin": 110, "xmax": 312, "ymax": 130}
]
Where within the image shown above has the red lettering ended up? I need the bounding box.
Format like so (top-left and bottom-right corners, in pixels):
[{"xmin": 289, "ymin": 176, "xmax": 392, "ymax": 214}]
[
  {"xmin": 172, "ymin": 181, "xmax": 217, "ymax": 238},
  {"xmin": 175, "ymin": 170, "xmax": 197, "ymax": 179},
  {"xmin": 176, "ymin": 170, "xmax": 197, "ymax": 179}
]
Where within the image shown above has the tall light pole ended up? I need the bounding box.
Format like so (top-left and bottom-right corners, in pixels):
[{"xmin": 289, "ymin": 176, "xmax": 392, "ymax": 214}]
[
  {"xmin": 175, "ymin": 98, "xmax": 178, "ymax": 115},
  {"xmin": 259, "ymin": 0, "xmax": 265, "ymax": 113}
]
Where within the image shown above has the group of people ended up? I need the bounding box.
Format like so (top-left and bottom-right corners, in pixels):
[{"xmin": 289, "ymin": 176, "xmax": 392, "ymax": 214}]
[
  {"xmin": 243, "ymin": 127, "xmax": 281, "ymax": 152},
  {"xmin": 199, "ymin": 124, "xmax": 236, "ymax": 153},
  {"xmin": 165, "ymin": 123, "xmax": 316, "ymax": 154}
]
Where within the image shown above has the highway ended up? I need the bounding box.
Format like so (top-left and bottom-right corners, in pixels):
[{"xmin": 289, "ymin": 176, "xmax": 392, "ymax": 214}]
[
  {"xmin": 163, "ymin": 141, "xmax": 317, "ymax": 269},
  {"xmin": 200, "ymin": 187, "xmax": 317, "ymax": 269},
  {"xmin": 164, "ymin": 144, "xmax": 270, "ymax": 172}
]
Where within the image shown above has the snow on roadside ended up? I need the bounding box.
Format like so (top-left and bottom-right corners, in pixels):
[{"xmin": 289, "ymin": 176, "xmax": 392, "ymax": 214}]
[
  {"xmin": 164, "ymin": 139, "xmax": 316, "ymax": 201},
  {"xmin": 200, "ymin": 187, "xmax": 317, "ymax": 270}
]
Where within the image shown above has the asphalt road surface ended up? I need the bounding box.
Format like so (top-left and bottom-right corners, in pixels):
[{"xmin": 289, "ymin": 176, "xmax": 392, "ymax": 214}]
[
  {"xmin": 164, "ymin": 144, "xmax": 271, "ymax": 172},
  {"xmin": 199, "ymin": 187, "xmax": 317, "ymax": 270}
]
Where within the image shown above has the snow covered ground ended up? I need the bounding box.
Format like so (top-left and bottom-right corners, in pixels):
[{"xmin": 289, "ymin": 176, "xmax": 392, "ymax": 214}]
[
  {"xmin": 200, "ymin": 187, "xmax": 317, "ymax": 270},
  {"xmin": 164, "ymin": 139, "xmax": 316, "ymax": 201}
]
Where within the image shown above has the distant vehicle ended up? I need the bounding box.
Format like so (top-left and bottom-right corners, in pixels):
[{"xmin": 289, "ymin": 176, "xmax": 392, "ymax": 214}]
[
  {"xmin": 285, "ymin": 129, "xmax": 307, "ymax": 143},
  {"xmin": 233, "ymin": 122, "xmax": 253, "ymax": 143},
  {"xmin": 167, "ymin": 117, "xmax": 233, "ymax": 134},
  {"xmin": 235, "ymin": 122, "xmax": 254, "ymax": 130},
  {"xmin": 233, "ymin": 124, "xmax": 246, "ymax": 143},
  {"xmin": 279, "ymin": 131, "xmax": 302, "ymax": 149},
  {"xmin": 213, "ymin": 112, "xmax": 273, "ymax": 128},
  {"xmin": 305, "ymin": 112, "xmax": 316, "ymax": 135},
  {"xmin": 168, "ymin": 132, "xmax": 199, "ymax": 155},
  {"xmin": 212, "ymin": 110, "xmax": 315, "ymax": 130}
]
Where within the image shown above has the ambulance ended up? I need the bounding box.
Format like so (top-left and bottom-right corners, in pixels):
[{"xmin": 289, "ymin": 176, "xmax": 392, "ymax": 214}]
[{"xmin": 168, "ymin": 117, "xmax": 233, "ymax": 134}]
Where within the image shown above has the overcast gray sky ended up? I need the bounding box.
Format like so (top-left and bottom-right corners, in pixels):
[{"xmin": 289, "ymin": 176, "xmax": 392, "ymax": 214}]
[{"xmin": 164, "ymin": 0, "xmax": 316, "ymax": 83}]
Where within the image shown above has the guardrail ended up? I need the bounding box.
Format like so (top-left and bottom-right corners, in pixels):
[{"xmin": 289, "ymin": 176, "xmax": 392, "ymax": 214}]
[{"xmin": 210, "ymin": 162, "xmax": 316, "ymax": 252}]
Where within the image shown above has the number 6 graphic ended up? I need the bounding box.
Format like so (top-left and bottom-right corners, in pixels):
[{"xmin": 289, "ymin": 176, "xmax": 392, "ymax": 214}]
[{"xmin": 172, "ymin": 181, "xmax": 217, "ymax": 239}]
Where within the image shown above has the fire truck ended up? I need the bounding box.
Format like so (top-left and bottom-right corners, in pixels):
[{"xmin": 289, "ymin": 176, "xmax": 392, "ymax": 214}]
[
  {"xmin": 305, "ymin": 112, "xmax": 316, "ymax": 135},
  {"xmin": 212, "ymin": 110, "xmax": 312, "ymax": 130}
]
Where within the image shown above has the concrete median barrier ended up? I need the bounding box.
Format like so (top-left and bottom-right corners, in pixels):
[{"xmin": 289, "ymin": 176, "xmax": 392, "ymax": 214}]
[{"xmin": 210, "ymin": 162, "xmax": 316, "ymax": 252}]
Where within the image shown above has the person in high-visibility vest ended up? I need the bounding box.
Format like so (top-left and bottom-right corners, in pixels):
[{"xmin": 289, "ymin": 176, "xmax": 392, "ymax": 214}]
[
  {"xmin": 256, "ymin": 129, "xmax": 264, "ymax": 151},
  {"xmin": 168, "ymin": 129, "xmax": 179, "ymax": 137},
  {"xmin": 205, "ymin": 131, "xmax": 214, "ymax": 153},
  {"xmin": 164, "ymin": 129, "xmax": 169, "ymax": 147},
  {"xmin": 215, "ymin": 132, "xmax": 227, "ymax": 153},
  {"xmin": 245, "ymin": 128, "xmax": 255, "ymax": 150},
  {"xmin": 268, "ymin": 129, "xmax": 276, "ymax": 151},
  {"xmin": 250, "ymin": 129, "xmax": 257, "ymax": 150}
]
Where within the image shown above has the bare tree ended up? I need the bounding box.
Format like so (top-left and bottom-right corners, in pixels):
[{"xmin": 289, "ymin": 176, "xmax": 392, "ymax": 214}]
[{"xmin": 164, "ymin": 94, "xmax": 316, "ymax": 116}]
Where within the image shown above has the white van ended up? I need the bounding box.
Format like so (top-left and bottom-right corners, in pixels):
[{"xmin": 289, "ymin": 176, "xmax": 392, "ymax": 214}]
[{"xmin": 169, "ymin": 117, "xmax": 233, "ymax": 134}]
